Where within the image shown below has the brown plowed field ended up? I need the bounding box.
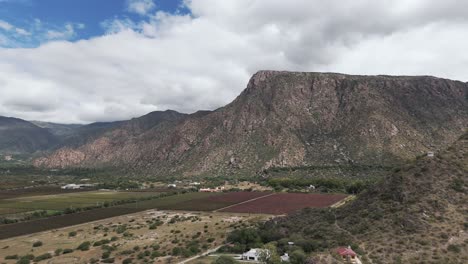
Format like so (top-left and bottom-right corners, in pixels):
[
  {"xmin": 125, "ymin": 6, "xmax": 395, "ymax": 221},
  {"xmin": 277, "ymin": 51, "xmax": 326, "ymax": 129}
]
[{"xmin": 219, "ymin": 193, "xmax": 347, "ymax": 215}]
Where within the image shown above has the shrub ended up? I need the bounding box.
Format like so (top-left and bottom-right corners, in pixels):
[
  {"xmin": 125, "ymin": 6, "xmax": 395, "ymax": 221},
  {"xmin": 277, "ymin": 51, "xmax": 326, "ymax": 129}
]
[
  {"xmin": 68, "ymin": 231, "xmax": 77, "ymax": 237},
  {"xmin": 101, "ymin": 258, "xmax": 115, "ymax": 263},
  {"xmin": 55, "ymin": 248, "xmax": 63, "ymax": 256},
  {"xmin": 62, "ymin": 248, "xmax": 74, "ymax": 254},
  {"xmin": 33, "ymin": 253, "xmax": 52, "ymax": 262},
  {"xmin": 32, "ymin": 241, "xmax": 43, "ymax": 247},
  {"xmin": 16, "ymin": 259, "xmax": 30, "ymax": 264},
  {"xmin": 123, "ymin": 258, "xmax": 133, "ymax": 264},
  {"xmin": 5, "ymin": 255, "xmax": 18, "ymax": 260},
  {"xmin": 290, "ymin": 249, "xmax": 307, "ymax": 264},
  {"xmin": 77, "ymin": 241, "xmax": 91, "ymax": 251},
  {"xmin": 447, "ymin": 244, "xmax": 461, "ymax": 253}
]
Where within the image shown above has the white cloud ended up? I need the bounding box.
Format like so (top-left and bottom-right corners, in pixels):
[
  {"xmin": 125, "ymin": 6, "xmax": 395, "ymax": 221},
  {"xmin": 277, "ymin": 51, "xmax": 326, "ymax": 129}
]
[
  {"xmin": 45, "ymin": 23, "xmax": 76, "ymax": 40},
  {"xmin": 126, "ymin": 0, "xmax": 155, "ymax": 16},
  {"xmin": 0, "ymin": 20, "xmax": 13, "ymax": 31},
  {"xmin": 15, "ymin": 27, "xmax": 30, "ymax": 36},
  {"xmin": 0, "ymin": 0, "xmax": 467, "ymax": 123}
]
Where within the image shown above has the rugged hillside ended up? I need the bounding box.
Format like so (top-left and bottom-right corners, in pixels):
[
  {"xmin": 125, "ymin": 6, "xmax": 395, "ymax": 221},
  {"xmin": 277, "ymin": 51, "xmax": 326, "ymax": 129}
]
[
  {"xmin": 0, "ymin": 116, "xmax": 59, "ymax": 154},
  {"xmin": 34, "ymin": 71, "xmax": 468, "ymax": 177},
  {"xmin": 259, "ymin": 132, "xmax": 468, "ymax": 263}
]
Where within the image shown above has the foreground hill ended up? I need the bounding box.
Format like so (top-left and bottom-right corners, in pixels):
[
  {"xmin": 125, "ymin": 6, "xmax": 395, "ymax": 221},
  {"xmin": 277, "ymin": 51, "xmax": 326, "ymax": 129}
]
[
  {"xmin": 0, "ymin": 116, "xmax": 59, "ymax": 154},
  {"xmin": 258, "ymin": 132, "xmax": 467, "ymax": 263},
  {"xmin": 35, "ymin": 71, "xmax": 468, "ymax": 177}
]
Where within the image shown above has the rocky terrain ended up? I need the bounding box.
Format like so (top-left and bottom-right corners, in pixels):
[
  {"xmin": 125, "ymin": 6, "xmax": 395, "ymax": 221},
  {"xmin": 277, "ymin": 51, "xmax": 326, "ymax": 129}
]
[
  {"xmin": 260, "ymin": 132, "xmax": 467, "ymax": 263},
  {"xmin": 0, "ymin": 116, "xmax": 59, "ymax": 154},
  {"xmin": 34, "ymin": 71, "xmax": 468, "ymax": 178}
]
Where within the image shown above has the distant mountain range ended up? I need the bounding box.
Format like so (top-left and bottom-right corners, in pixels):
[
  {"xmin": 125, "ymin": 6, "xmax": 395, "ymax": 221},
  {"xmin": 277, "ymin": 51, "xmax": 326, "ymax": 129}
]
[
  {"xmin": 27, "ymin": 71, "xmax": 467, "ymax": 178},
  {"xmin": 0, "ymin": 116, "xmax": 59, "ymax": 155}
]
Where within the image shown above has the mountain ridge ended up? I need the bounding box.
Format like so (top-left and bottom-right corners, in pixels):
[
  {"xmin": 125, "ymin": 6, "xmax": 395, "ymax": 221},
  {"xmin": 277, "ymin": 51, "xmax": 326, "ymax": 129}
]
[
  {"xmin": 33, "ymin": 71, "xmax": 468, "ymax": 178},
  {"xmin": 0, "ymin": 116, "xmax": 59, "ymax": 154}
]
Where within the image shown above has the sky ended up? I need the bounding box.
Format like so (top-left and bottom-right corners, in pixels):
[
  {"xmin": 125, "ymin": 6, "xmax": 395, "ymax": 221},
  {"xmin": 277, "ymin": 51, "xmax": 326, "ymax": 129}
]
[{"xmin": 0, "ymin": 0, "xmax": 467, "ymax": 124}]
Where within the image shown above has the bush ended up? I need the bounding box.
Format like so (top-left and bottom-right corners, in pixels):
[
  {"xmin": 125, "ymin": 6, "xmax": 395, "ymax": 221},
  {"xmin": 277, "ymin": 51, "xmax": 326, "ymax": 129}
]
[
  {"xmin": 289, "ymin": 249, "xmax": 307, "ymax": 264},
  {"xmin": 101, "ymin": 258, "xmax": 115, "ymax": 263},
  {"xmin": 447, "ymin": 244, "xmax": 461, "ymax": 253},
  {"xmin": 5, "ymin": 255, "xmax": 18, "ymax": 260},
  {"xmin": 34, "ymin": 253, "xmax": 52, "ymax": 262},
  {"xmin": 32, "ymin": 241, "xmax": 43, "ymax": 247},
  {"xmin": 68, "ymin": 231, "xmax": 77, "ymax": 237},
  {"xmin": 62, "ymin": 248, "xmax": 74, "ymax": 254},
  {"xmin": 16, "ymin": 259, "xmax": 30, "ymax": 264},
  {"xmin": 55, "ymin": 248, "xmax": 63, "ymax": 256},
  {"xmin": 123, "ymin": 258, "xmax": 133, "ymax": 264},
  {"xmin": 77, "ymin": 241, "xmax": 91, "ymax": 251}
]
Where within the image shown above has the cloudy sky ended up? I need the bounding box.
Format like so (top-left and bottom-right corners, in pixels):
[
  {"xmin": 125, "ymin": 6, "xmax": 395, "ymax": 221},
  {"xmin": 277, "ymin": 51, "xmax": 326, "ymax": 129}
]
[{"xmin": 0, "ymin": 0, "xmax": 467, "ymax": 124}]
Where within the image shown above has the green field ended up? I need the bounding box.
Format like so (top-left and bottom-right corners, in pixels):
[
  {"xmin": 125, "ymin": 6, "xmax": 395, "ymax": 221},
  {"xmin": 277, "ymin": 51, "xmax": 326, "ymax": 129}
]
[{"xmin": 0, "ymin": 190, "xmax": 162, "ymax": 215}]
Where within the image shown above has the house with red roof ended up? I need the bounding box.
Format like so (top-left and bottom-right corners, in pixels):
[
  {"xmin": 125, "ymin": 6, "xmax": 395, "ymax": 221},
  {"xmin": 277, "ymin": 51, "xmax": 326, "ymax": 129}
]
[{"xmin": 337, "ymin": 246, "xmax": 357, "ymax": 263}]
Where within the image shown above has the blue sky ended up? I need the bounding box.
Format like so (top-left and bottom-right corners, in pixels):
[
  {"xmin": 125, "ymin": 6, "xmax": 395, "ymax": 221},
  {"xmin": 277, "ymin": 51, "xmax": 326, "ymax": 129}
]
[{"xmin": 0, "ymin": 0, "xmax": 187, "ymax": 47}]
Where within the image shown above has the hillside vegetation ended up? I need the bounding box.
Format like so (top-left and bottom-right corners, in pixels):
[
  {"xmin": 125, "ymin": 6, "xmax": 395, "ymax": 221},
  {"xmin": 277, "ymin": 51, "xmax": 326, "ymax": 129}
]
[{"xmin": 232, "ymin": 132, "xmax": 467, "ymax": 263}]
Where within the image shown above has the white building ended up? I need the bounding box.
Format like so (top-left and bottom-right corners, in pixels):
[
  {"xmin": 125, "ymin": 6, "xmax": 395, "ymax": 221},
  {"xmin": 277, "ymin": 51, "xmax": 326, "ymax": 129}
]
[
  {"xmin": 242, "ymin": 249, "xmax": 269, "ymax": 262},
  {"xmin": 427, "ymin": 151, "xmax": 435, "ymax": 157},
  {"xmin": 167, "ymin": 184, "xmax": 177, "ymax": 188},
  {"xmin": 61, "ymin": 184, "xmax": 81, "ymax": 190},
  {"xmin": 280, "ymin": 253, "xmax": 290, "ymax": 262},
  {"xmin": 61, "ymin": 183, "xmax": 94, "ymax": 190}
]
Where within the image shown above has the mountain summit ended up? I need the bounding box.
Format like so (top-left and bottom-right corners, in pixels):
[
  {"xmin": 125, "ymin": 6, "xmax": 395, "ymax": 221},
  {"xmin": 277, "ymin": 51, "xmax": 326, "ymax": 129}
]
[{"xmin": 34, "ymin": 71, "xmax": 468, "ymax": 177}]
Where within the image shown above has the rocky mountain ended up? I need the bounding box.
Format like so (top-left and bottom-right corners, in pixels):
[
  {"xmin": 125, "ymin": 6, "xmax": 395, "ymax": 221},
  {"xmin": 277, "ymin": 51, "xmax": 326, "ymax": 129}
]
[
  {"xmin": 34, "ymin": 71, "xmax": 468, "ymax": 177},
  {"xmin": 259, "ymin": 132, "xmax": 467, "ymax": 263},
  {"xmin": 0, "ymin": 116, "xmax": 59, "ymax": 154}
]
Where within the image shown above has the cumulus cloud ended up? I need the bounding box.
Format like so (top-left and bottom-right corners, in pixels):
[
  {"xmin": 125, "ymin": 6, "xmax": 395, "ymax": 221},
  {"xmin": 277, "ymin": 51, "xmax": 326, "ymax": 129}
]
[
  {"xmin": 126, "ymin": 0, "xmax": 156, "ymax": 16},
  {"xmin": 0, "ymin": 0, "xmax": 467, "ymax": 123}
]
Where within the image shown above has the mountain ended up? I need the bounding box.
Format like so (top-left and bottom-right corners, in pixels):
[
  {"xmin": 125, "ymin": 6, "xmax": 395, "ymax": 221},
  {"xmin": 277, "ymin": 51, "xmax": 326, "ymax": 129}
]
[
  {"xmin": 30, "ymin": 121, "xmax": 82, "ymax": 137},
  {"xmin": 34, "ymin": 71, "xmax": 468, "ymax": 177},
  {"xmin": 258, "ymin": 132, "xmax": 467, "ymax": 263},
  {"xmin": 0, "ymin": 116, "xmax": 59, "ymax": 154}
]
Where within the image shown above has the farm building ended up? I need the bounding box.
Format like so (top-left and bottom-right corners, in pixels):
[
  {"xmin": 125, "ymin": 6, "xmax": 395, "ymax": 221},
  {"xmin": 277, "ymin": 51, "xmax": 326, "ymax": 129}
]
[
  {"xmin": 199, "ymin": 186, "xmax": 225, "ymax": 192},
  {"xmin": 61, "ymin": 183, "xmax": 94, "ymax": 189},
  {"xmin": 61, "ymin": 184, "xmax": 81, "ymax": 189},
  {"xmin": 337, "ymin": 246, "xmax": 357, "ymax": 263},
  {"xmin": 242, "ymin": 248, "xmax": 269, "ymax": 262}
]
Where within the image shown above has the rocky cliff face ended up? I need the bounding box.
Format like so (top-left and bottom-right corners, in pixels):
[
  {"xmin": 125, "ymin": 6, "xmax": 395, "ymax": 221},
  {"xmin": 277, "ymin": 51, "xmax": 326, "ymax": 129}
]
[
  {"xmin": 0, "ymin": 116, "xmax": 59, "ymax": 154},
  {"xmin": 34, "ymin": 71, "xmax": 468, "ymax": 177}
]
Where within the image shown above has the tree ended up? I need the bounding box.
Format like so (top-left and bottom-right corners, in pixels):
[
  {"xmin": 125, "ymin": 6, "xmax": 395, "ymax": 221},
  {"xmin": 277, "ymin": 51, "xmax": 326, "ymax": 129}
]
[
  {"xmin": 212, "ymin": 256, "xmax": 238, "ymax": 264},
  {"xmin": 260, "ymin": 243, "xmax": 281, "ymax": 264},
  {"xmin": 290, "ymin": 249, "xmax": 307, "ymax": 264}
]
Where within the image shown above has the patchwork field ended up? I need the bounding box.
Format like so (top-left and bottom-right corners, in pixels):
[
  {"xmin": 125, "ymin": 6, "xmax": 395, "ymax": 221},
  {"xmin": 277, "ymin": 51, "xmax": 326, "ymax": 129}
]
[
  {"xmin": 219, "ymin": 193, "xmax": 348, "ymax": 214},
  {"xmin": 0, "ymin": 191, "xmax": 347, "ymax": 240},
  {"xmin": 0, "ymin": 210, "xmax": 270, "ymax": 264}
]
